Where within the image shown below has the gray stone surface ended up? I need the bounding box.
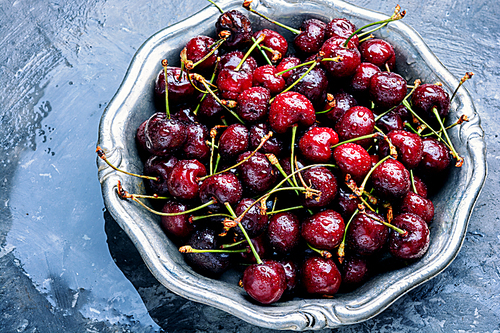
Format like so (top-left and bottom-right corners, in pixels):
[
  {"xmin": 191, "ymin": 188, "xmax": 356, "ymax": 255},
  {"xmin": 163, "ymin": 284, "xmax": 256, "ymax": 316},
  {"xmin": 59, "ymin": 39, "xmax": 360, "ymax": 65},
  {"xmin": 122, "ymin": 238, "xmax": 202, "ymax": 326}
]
[{"xmin": 0, "ymin": 0, "xmax": 498, "ymax": 332}]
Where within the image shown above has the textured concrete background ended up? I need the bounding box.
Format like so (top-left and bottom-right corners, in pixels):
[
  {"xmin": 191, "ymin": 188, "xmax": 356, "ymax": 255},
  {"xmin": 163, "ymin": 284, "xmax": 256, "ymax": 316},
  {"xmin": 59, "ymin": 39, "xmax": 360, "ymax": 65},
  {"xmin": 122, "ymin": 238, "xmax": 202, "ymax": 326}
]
[{"xmin": 0, "ymin": 0, "xmax": 498, "ymax": 332}]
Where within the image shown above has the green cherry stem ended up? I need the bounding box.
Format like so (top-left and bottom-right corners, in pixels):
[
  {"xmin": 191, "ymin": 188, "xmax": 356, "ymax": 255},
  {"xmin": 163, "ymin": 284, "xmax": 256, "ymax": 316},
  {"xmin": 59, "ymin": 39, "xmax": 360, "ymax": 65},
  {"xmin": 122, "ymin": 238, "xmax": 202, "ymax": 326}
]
[
  {"xmin": 252, "ymin": 36, "xmax": 273, "ymax": 66},
  {"xmin": 450, "ymin": 72, "xmax": 474, "ymax": 102},
  {"xmin": 432, "ymin": 107, "xmax": 463, "ymax": 167},
  {"xmin": 266, "ymin": 205, "xmax": 304, "ymax": 215},
  {"xmin": 162, "ymin": 59, "xmax": 171, "ymax": 119},
  {"xmin": 190, "ymin": 213, "xmax": 232, "ymax": 222},
  {"xmin": 235, "ymin": 34, "xmax": 265, "ymax": 71},
  {"xmin": 206, "ymin": 0, "xmax": 224, "ymax": 14},
  {"xmin": 221, "ymin": 239, "xmax": 248, "ymax": 249},
  {"xmin": 290, "ymin": 125, "xmax": 299, "ymax": 188},
  {"xmin": 243, "ymin": 0, "xmax": 301, "ymax": 35},
  {"xmin": 307, "ymin": 243, "xmax": 332, "ymax": 259},
  {"xmin": 410, "ymin": 169, "xmax": 418, "ymax": 194},
  {"xmin": 179, "ymin": 246, "xmax": 248, "ymax": 254},
  {"xmin": 331, "ymin": 132, "xmax": 384, "ymax": 149},
  {"xmin": 337, "ymin": 208, "xmax": 359, "ymax": 263},
  {"xmin": 96, "ymin": 147, "xmax": 158, "ymax": 181}
]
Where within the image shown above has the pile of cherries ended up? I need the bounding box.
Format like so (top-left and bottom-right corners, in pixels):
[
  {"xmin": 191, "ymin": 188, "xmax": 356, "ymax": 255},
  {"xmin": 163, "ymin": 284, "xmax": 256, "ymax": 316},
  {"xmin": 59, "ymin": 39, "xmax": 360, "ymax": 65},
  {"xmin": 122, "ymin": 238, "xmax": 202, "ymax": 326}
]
[{"xmin": 101, "ymin": 1, "xmax": 470, "ymax": 305}]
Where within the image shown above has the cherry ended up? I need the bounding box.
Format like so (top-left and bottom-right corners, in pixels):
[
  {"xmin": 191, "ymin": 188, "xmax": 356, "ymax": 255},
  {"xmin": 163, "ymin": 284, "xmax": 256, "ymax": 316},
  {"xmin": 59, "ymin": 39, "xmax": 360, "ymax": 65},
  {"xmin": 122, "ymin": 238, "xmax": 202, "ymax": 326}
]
[
  {"xmin": 252, "ymin": 65, "xmax": 286, "ymax": 95},
  {"xmin": 334, "ymin": 106, "xmax": 375, "ymax": 148},
  {"xmin": 198, "ymin": 93, "xmax": 223, "ymax": 119},
  {"xmin": 325, "ymin": 18, "xmax": 359, "ymax": 46},
  {"xmin": 334, "ymin": 186, "xmax": 361, "ymax": 219},
  {"xmin": 371, "ymin": 158, "xmax": 411, "ymax": 200},
  {"xmin": 235, "ymin": 198, "xmax": 269, "ymax": 238},
  {"xmin": 369, "ymin": 72, "xmax": 407, "ymax": 108},
  {"xmin": 375, "ymin": 110, "xmax": 404, "ymax": 133},
  {"xmin": 185, "ymin": 35, "xmax": 219, "ymax": 71},
  {"xmin": 299, "ymin": 127, "xmax": 338, "ymax": 163},
  {"xmin": 237, "ymin": 151, "xmax": 278, "ymax": 193},
  {"xmin": 236, "ymin": 86, "xmax": 270, "ymax": 123},
  {"xmin": 154, "ymin": 67, "xmax": 195, "ymax": 106},
  {"xmin": 173, "ymin": 106, "xmax": 198, "ymax": 123},
  {"xmin": 320, "ymin": 37, "xmax": 361, "ymax": 77},
  {"xmin": 400, "ymin": 191, "xmax": 434, "ymax": 224},
  {"xmin": 199, "ymin": 173, "xmax": 243, "ymax": 211},
  {"xmin": 412, "ymin": 175, "xmax": 428, "ymax": 198},
  {"xmin": 267, "ymin": 212, "xmax": 300, "ymax": 254},
  {"xmin": 217, "ymin": 67, "xmax": 253, "ymax": 100},
  {"xmin": 392, "ymin": 104, "xmax": 412, "ymax": 122},
  {"xmin": 253, "ymin": 29, "xmax": 288, "ymax": 59},
  {"xmin": 268, "ymin": 92, "xmax": 316, "ymax": 134},
  {"xmin": 242, "ymin": 260, "xmax": 286, "ymax": 304},
  {"xmin": 136, "ymin": 119, "xmax": 149, "ymax": 158},
  {"xmin": 167, "ymin": 159, "xmax": 207, "ymax": 200},
  {"xmin": 279, "ymin": 260, "xmax": 298, "ymax": 293},
  {"xmin": 219, "ymin": 50, "xmax": 258, "ymax": 72},
  {"xmin": 240, "ymin": 234, "xmax": 269, "ymax": 264},
  {"xmin": 285, "ymin": 64, "xmax": 329, "ymax": 106},
  {"xmin": 143, "ymin": 112, "xmax": 187, "ymax": 156},
  {"xmin": 419, "ymin": 137, "xmax": 451, "ymax": 174},
  {"xmin": 341, "ymin": 255, "xmax": 369, "ymax": 286},
  {"xmin": 301, "ymin": 256, "xmax": 342, "ymax": 296},
  {"xmin": 275, "ymin": 57, "xmax": 301, "ymax": 80},
  {"xmin": 300, "ymin": 166, "xmax": 338, "ymax": 208},
  {"xmin": 293, "ymin": 19, "xmax": 326, "ymax": 55},
  {"xmin": 301, "ymin": 210, "xmax": 345, "ymax": 250},
  {"xmin": 183, "ymin": 123, "xmax": 210, "ymax": 161},
  {"xmin": 349, "ymin": 62, "xmax": 381, "ymax": 95},
  {"xmin": 379, "ymin": 130, "xmax": 423, "ymax": 169},
  {"xmin": 218, "ymin": 123, "xmax": 249, "ymax": 159},
  {"xmin": 249, "ymin": 123, "xmax": 283, "ymax": 156},
  {"xmin": 346, "ymin": 211, "xmax": 389, "ymax": 256},
  {"xmin": 359, "ymin": 39, "xmax": 396, "ymax": 70},
  {"xmin": 333, "ymin": 142, "xmax": 371, "ymax": 183},
  {"xmin": 411, "ymin": 83, "xmax": 450, "ymax": 119},
  {"xmin": 160, "ymin": 201, "xmax": 194, "ymax": 239},
  {"xmin": 143, "ymin": 155, "xmax": 178, "ymax": 195},
  {"xmin": 184, "ymin": 228, "xmax": 232, "ymax": 277},
  {"xmin": 389, "ymin": 213, "xmax": 430, "ymax": 260},
  {"xmin": 216, "ymin": 10, "xmax": 252, "ymax": 49},
  {"xmin": 323, "ymin": 92, "xmax": 358, "ymax": 125}
]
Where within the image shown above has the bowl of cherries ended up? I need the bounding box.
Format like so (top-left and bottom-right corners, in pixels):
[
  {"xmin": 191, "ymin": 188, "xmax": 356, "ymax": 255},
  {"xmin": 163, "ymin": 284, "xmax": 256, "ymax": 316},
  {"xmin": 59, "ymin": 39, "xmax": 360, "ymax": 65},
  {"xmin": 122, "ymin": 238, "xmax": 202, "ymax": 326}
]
[{"xmin": 96, "ymin": 0, "xmax": 486, "ymax": 330}]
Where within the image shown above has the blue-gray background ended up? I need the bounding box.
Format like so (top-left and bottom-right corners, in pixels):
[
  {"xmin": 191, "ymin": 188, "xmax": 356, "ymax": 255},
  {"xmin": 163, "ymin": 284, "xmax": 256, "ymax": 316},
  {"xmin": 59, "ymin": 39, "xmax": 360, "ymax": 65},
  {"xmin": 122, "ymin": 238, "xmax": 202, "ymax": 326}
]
[{"xmin": 0, "ymin": 0, "xmax": 498, "ymax": 332}]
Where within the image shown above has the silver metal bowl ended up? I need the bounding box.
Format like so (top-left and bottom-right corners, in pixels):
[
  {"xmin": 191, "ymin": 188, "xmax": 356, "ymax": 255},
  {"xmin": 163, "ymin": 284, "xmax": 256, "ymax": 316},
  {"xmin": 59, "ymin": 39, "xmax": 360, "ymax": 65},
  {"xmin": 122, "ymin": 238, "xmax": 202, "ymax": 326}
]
[{"xmin": 97, "ymin": 0, "xmax": 487, "ymax": 330}]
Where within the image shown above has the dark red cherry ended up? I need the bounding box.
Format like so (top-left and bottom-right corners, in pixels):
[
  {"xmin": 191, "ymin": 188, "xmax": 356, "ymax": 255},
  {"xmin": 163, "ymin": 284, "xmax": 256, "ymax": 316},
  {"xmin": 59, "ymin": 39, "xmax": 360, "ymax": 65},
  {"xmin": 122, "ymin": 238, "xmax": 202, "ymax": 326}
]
[
  {"xmin": 236, "ymin": 86, "xmax": 270, "ymax": 123},
  {"xmin": 369, "ymin": 72, "xmax": 407, "ymax": 108},
  {"xmin": 172, "ymin": 106, "xmax": 198, "ymax": 123},
  {"xmin": 293, "ymin": 19, "xmax": 326, "ymax": 55},
  {"xmin": 301, "ymin": 257, "xmax": 341, "ymax": 296},
  {"xmin": 160, "ymin": 201, "xmax": 194, "ymax": 239},
  {"xmin": 371, "ymin": 158, "xmax": 411, "ymax": 200},
  {"xmin": 389, "ymin": 213, "xmax": 430, "ymax": 260},
  {"xmin": 217, "ymin": 68, "xmax": 253, "ymax": 100},
  {"xmin": 184, "ymin": 228, "xmax": 232, "ymax": 277},
  {"xmin": 346, "ymin": 211, "xmax": 388, "ymax": 256},
  {"xmin": 183, "ymin": 123, "xmax": 210, "ymax": 161},
  {"xmin": 349, "ymin": 62, "xmax": 381, "ymax": 95},
  {"xmin": 412, "ymin": 175, "xmax": 428, "ymax": 198},
  {"xmin": 400, "ymin": 191, "xmax": 434, "ymax": 224},
  {"xmin": 411, "ymin": 83, "xmax": 450, "ymax": 119},
  {"xmin": 325, "ymin": 18, "xmax": 359, "ymax": 46},
  {"xmin": 253, "ymin": 29, "xmax": 288, "ymax": 59},
  {"xmin": 143, "ymin": 113, "xmax": 187, "ymax": 156},
  {"xmin": 301, "ymin": 210, "xmax": 345, "ymax": 250},
  {"xmin": 235, "ymin": 198, "xmax": 269, "ymax": 238},
  {"xmin": 320, "ymin": 37, "xmax": 361, "ymax": 77},
  {"xmin": 299, "ymin": 126, "xmax": 339, "ymax": 163},
  {"xmin": 375, "ymin": 111, "xmax": 404, "ymax": 133},
  {"xmin": 300, "ymin": 166, "xmax": 338, "ymax": 208},
  {"xmin": 237, "ymin": 151, "xmax": 278, "ymax": 193},
  {"xmin": 333, "ymin": 143, "xmax": 371, "ymax": 183},
  {"xmin": 335, "ymin": 106, "xmax": 375, "ymax": 147},
  {"xmin": 136, "ymin": 119, "xmax": 149, "ymax": 157},
  {"xmin": 334, "ymin": 186, "xmax": 361, "ymax": 219},
  {"xmin": 324, "ymin": 92, "xmax": 358, "ymax": 125},
  {"xmin": 249, "ymin": 123, "xmax": 283, "ymax": 156},
  {"xmin": 268, "ymin": 92, "xmax": 316, "ymax": 134},
  {"xmin": 218, "ymin": 123, "xmax": 249, "ymax": 159},
  {"xmin": 341, "ymin": 255, "xmax": 369, "ymax": 285},
  {"xmin": 154, "ymin": 67, "xmax": 195, "ymax": 105},
  {"xmin": 359, "ymin": 39, "xmax": 396, "ymax": 70},
  {"xmin": 267, "ymin": 212, "xmax": 300, "ymax": 254},
  {"xmin": 143, "ymin": 155, "xmax": 178, "ymax": 196},
  {"xmin": 243, "ymin": 260, "xmax": 286, "ymax": 304},
  {"xmin": 167, "ymin": 159, "xmax": 206, "ymax": 200},
  {"xmin": 252, "ymin": 65, "xmax": 286, "ymax": 95},
  {"xmin": 286, "ymin": 65, "xmax": 328, "ymax": 106},
  {"xmin": 379, "ymin": 130, "xmax": 423, "ymax": 169},
  {"xmin": 216, "ymin": 10, "xmax": 252, "ymax": 49},
  {"xmin": 199, "ymin": 173, "xmax": 243, "ymax": 211},
  {"xmin": 419, "ymin": 137, "xmax": 451, "ymax": 174},
  {"xmin": 198, "ymin": 93, "xmax": 223, "ymax": 119},
  {"xmin": 275, "ymin": 57, "xmax": 301, "ymax": 80},
  {"xmin": 185, "ymin": 35, "xmax": 219, "ymax": 71},
  {"xmin": 219, "ymin": 50, "xmax": 258, "ymax": 73},
  {"xmin": 240, "ymin": 235, "xmax": 269, "ymax": 264},
  {"xmin": 280, "ymin": 260, "xmax": 298, "ymax": 293}
]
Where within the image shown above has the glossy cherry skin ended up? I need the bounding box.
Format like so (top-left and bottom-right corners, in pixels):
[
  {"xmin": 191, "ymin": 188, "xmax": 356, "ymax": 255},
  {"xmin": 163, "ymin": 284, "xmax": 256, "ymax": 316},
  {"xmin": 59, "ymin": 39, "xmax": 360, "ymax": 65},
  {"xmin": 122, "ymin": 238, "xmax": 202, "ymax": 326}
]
[
  {"xmin": 217, "ymin": 68, "xmax": 253, "ymax": 100},
  {"xmin": 253, "ymin": 29, "xmax": 288, "ymax": 59},
  {"xmin": 236, "ymin": 86, "xmax": 270, "ymax": 123},
  {"xmin": 199, "ymin": 173, "xmax": 243, "ymax": 211},
  {"xmin": 411, "ymin": 83, "xmax": 450, "ymax": 118},
  {"xmin": 269, "ymin": 92, "xmax": 316, "ymax": 134},
  {"xmin": 249, "ymin": 123, "xmax": 283, "ymax": 156},
  {"xmin": 349, "ymin": 62, "xmax": 381, "ymax": 95},
  {"xmin": 286, "ymin": 65, "xmax": 329, "ymax": 106},
  {"xmin": 334, "ymin": 186, "xmax": 361, "ymax": 219},
  {"xmin": 325, "ymin": 18, "xmax": 358, "ymax": 46},
  {"xmin": 185, "ymin": 35, "xmax": 218, "ymax": 71},
  {"xmin": 275, "ymin": 57, "xmax": 301, "ymax": 80},
  {"xmin": 335, "ymin": 106, "xmax": 375, "ymax": 147},
  {"xmin": 375, "ymin": 111, "xmax": 404, "ymax": 133},
  {"xmin": 300, "ymin": 166, "xmax": 338, "ymax": 208},
  {"xmin": 216, "ymin": 10, "xmax": 252, "ymax": 48},
  {"xmin": 183, "ymin": 123, "xmax": 210, "ymax": 161},
  {"xmin": 267, "ymin": 212, "xmax": 300, "ymax": 254},
  {"xmin": 400, "ymin": 191, "xmax": 434, "ymax": 224},
  {"xmin": 167, "ymin": 159, "xmax": 206, "ymax": 200},
  {"xmin": 198, "ymin": 93, "xmax": 223, "ymax": 119},
  {"xmin": 371, "ymin": 158, "xmax": 411, "ymax": 200},
  {"xmin": 219, "ymin": 50, "xmax": 257, "ymax": 73},
  {"xmin": 301, "ymin": 257, "xmax": 342, "ymax": 296},
  {"xmin": 136, "ymin": 119, "xmax": 149, "ymax": 158},
  {"xmin": 379, "ymin": 130, "xmax": 424, "ymax": 170},
  {"xmin": 252, "ymin": 65, "xmax": 286, "ymax": 95},
  {"xmin": 237, "ymin": 151, "xmax": 278, "ymax": 193},
  {"xmin": 299, "ymin": 127, "xmax": 339, "ymax": 163},
  {"xmin": 235, "ymin": 198, "xmax": 269, "ymax": 238},
  {"xmin": 419, "ymin": 137, "xmax": 451, "ymax": 174},
  {"xmin": 160, "ymin": 201, "xmax": 194, "ymax": 239},
  {"xmin": 242, "ymin": 260, "xmax": 286, "ymax": 304},
  {"xmin": 333, "ymin": 143, "xmax": 371, "ymax": 183},
  {"xmin": 184, "ymin": 228, "xmax": 232, "ymax": 278},
  {"xmin": 218, "ymin": 123, "xmax": 249, "ymax": 159},
  {"xmin": 280, "ymin": 260, "xmax": 298, "ymax": 293},
  {"xmin": 369, "ymin": 72, "xmax": 407, "ymax": 108},
  {"xmin": 143, "ymin": 155, "xmax": 178, "ymax": 196},
  {"xmin": 341, "ymin": 255, "xmax": 369, "ymax": 286},
  {"xmin": 301, "ymin": 210, "xmax": 345, "ymax": 250},
  {"xmin": 389, "ymin": 213, "xmax": 430, "ymax": 260},
  {"xmin": 324, "ymin": 92, "xmax": 358, "ymax": 125},
  {"xmin": 412, "ymin": 175, "xmax": 428, "ymax": 198},
  {"xmin": 320, "ymin": 37, "xmax": 361, "ymax": 78},
  {"xmin": 154, "ymin": 67, "xmax": 195, "ymax": 106},
  {"xmin": 240, "ymin": 234, "xmax": 269, "ymax": 264},
  {"xmin": 347, "ymin": 211, "xmax": 389, "ymax": 256},
  {"xmin": 293, "ymin": 19, "xmax": 326, "ymax": 55},
  {"xmin": 143, "ymin": 113, "xmax": 187, "ymax": 156},
  {"xmin": 359, "ymin": 39, "xmax": 396, "ymax": 70}
]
